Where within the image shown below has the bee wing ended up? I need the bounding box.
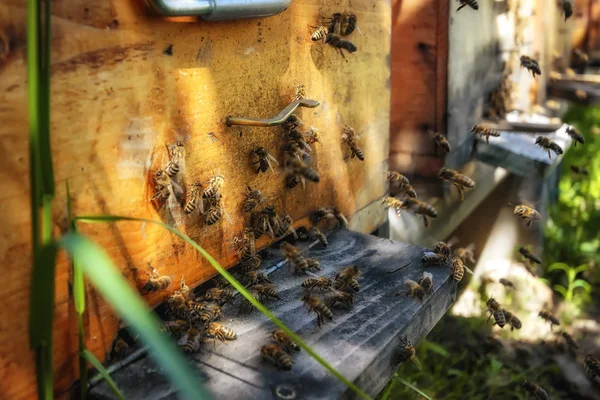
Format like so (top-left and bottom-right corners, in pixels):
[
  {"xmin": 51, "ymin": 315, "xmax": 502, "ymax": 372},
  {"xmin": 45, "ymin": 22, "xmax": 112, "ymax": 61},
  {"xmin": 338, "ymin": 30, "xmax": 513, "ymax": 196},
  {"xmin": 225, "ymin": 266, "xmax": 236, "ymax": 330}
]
[
  {"xmin": 464, "ymin": 266, "xmax": 474, "ymax": 275},
  {"xmin": 446, "ymin": 236, "xmax": 460, "ymax": 248},
  {"xmin": 305, "ymin": 270, "xmax": 320, "ymax": 278},
  {"xmin": 356, "ymin": 22, "xmax": 363, "ymax": 35},
  {"xmin": 301, "ymin": 176, "xmax": 306, "ymax": 190},
  {"xmin": 223, "ymin": 208, "xmax": 233, "ymax": 224},
  {"xmin": 422, "ymin": 271, "xmax": 433, "ymax": 280},
  {"xmin": 410, "ymin": 356, "xmax": 422, "ymax": 370},
  {"xmin": 166, "ymin": 193, "xmax": 185, "ymax": 228},
  {"xmin": 177, "ymin": 333, "xmax": 189, "ymax": 345},
  {"xmin": 170, "ymin": 180, "xmax": 185, "ymax": 199},
  {"xmin": 268, "ymin": 153, "xmax": 280, "ymax": 166}
]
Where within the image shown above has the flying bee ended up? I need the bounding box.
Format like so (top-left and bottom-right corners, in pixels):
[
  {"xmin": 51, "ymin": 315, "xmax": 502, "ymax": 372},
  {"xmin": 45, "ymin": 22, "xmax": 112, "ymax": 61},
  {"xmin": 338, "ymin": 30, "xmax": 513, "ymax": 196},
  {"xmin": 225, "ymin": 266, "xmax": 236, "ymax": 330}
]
[
  {"xmin": 432, "ymin": 131, "xmax": 451, "ymax": 153},
  {"xmin": 561, "ymin": 331, "xmax": 578, "ymax": 351},
  {"xmin": 341, "ymin": 127, "xmax": 364, "ymax": 160},
  {"xmin": 535, "ymin": 136, "xmax": 563, "ymax": 160},
  {"xmin": 502, "ymin": 309, "xmax": 522, "ymax": 331},
  {"xmin": 499, "ymin": 278, "xmax": 515, "ymax": 289},
  {"xmin": 399, "ymin": 198, "xmax": 438, "ymax": 228},
  {"xmin": 179, "ymin": 327, "xmax": 202, "ymax": 354},
  {"xmin": 418, "ymin": 272, "xmax": 434, "ymax": 294},
  {"xmin": 325, "ymin": 33, "xmax": 357, "ymax": 55},
  {"xmin": 397, "ymin": 336, "xmax": 421, "ymax": 370},
  {"xmin": 584, "ymin": 355, "xmax": 600, "ymax": 380},
  {"xmin": 400, "ymin": 279, "xmax": 426, "ymax": 302},
  {"xmin": 302, "ymin": 294, "xmax": 333, "ymax": 327},
  {"xmin": 342, "ymin": 13, "xmax": 358, "ymax": 36},
  {"xmin": 261, "ymin": 344, "xmax": 293, "ymax": 370},
  {"xmin": 512, "ymin": 204, "xmax": 541, "ymax": 227},
  {"xmin": 387, "ymin": 171, "xmax": 410, "ymax": 188},
  {"xmin": 285, "ymin": 156, "xmax": 320, "ymax": 186},
  {"xmin": 422, "ymin": 252, "xmax": 449, "ymax": 267},
  {"xmin": 252, "ymin": 146, "xmax": 279, "ymax": 173},
  {"xmin": 485, "ymin": 297, "xmax": 506, "ymax": 328},
  {"xmin": 451, "ymin": 256, "xmax": 474, "ymax": 284},
  {"xmin": 204, "ymin": 287, "xmax": 235, "ymax": 305},
  {"xmin": 520, "ymin": 55, "xmax": 542, "ymax": 77},
  {"xmin": 162, "ymin": 319, "xmax": 188, "ymax": 338},
  {"xmin": 381, "ymin": 196, "xmax": 403, "ymax": 217},
  {"xmin": 243, "ymin": 270, "xmax": 271, "ymax": 287},
  {"xmin": 165, "ymin": 141, "xmax": 186, "ymax": 177},
  {"xmin": 202, "ymin": 174, "xmax": 225, "ymax": 200},
  {"xmin": 438, "ymin": 168, "xmax": 475, "ymax": 200},
  {"xmin": 561, "ymin": 0, "xmax": 573, "ymax": 21},
  {"xmin": 471, "ymin": 124, "xmax": 500, "ymax": 144},
  {"xmin": 324, "ymin": 291, "xmax": 354, "ymax": 309},
  {"xmin": 522, "ymin": 381, "xmax": 549, "ymax": 400},
  {"xmin": 184, "ymin": 183, "xmax": 203, "ymax": 214},
  {"xmin": 570, "ymin": 165, "xmax": 589, "ymax": 176},
  {"xmin": 566, "ymin": 126, "xmax": 585, "ymax": 147},
  {"xmin": 252, "ymin": 284, "xmax": 282, "ymax": 302},
  {"xmin": 454, "ymin": 243, "xmax": 476, "ymax": 264},
  {"xmin": 271, "ymin": 329, "xmax": 301, "ymax": 353},
  {"xmin": 310, "ymin": 26, "xmax": 328, "ymax": 42},
  {"xmin": 281, "ymin": 242, "xmax": 309, "ymax": 273},
  {"xmin": 243, "ymin": 186, "xmax": 263, "ymax": 213},
  {"xmin": 308, "ymin": 226, "xmax": 328, "ymax": 247},
  {"xmin": 400, "ymin": 184, "xmax": 418, "ymax": 199},
  {"xmin": 518, "ymin": 247, "xmax": 541, "ymax": 264},
  {"xmin": 240, "ymin": 254, "xmax": 262, "ymax": 273},
  {"xmin": 142, "ymin": 275, "xmax": 171, "ymax": 292},
  {"xmin": 538, "ymin": 310, "xmax": 560, "ymax": 330},
  {"xmin": 205, "ymin": 322, "xmax": 237, "ymax": 344},
  {"xmin": 334, "ymin": 266, "xmax": 360, "ymax": 292}
]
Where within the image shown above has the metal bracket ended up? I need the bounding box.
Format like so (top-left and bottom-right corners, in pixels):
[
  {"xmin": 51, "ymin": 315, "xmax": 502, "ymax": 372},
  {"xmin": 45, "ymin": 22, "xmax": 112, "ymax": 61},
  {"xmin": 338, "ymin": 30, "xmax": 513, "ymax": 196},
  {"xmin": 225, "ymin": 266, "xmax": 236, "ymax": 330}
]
[
  {"xmin": 225, "ymin": 99, "xmax": 320, "ymax": 127},
  {"xmin": 148, "ymin": 0, "xmax": 293, "ymax": 21}
]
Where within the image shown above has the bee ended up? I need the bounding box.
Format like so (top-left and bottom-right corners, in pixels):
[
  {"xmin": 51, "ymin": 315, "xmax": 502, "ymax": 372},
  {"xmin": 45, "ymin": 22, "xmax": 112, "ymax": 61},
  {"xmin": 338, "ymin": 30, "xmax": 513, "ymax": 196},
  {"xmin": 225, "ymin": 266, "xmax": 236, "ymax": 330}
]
[
  {"xmin": 204, "ymin": 197, "xmax": 225, "ymax": 225},
  {"xmin": 570, "ymin": 165, "xmax": 589, "ymax": 176},
  {"xmin": 499, "ymin": 278, "xmax": 514, "ymax": 289},
  {"xmin": 432, "ymin": 132, "xmax": 451, "ymax": 153},
  {"xmin": 310, "ymin": 206, "xmax": 348, "ymax": 229},
  {"xmin": 202, "ymin": 174, "xmax": 225, "ymax": 200},
  {"xmin": 167, "ymin": 293, "xmax": 188, "ymax": 317},
  {"xmin": 513, "ymin": 204, "xmax": 541, "ymax": 227},
  {"xmin": 252, "ymin": 146, "xmax": 279, "ymax": 173},
  {"xmin": 280, "ymin": 242, "xmax": 309, "ymax": 273},
  {"xmin": 342, "ymin": 13, "xmax": 358, "ymax": 36},
  {"xmin": 193, "ymin": 303, "xmax": 222, "ymax": 323},
  {"xmin": 252, "ymin": 284, "xmax": 282, "ymax": 302},
  {"xmin": 454, "ymin": 243, "xmax": 476, "ymax": 264},
  {"xmin": 325, "ymin": 33, "xmax": 357, "ymax": 55},
  {"xmin": 261, "ymin": 344, "xmax": 293, "ymax": 370},
  {"xmin": 451, "ymin": 256, "xmax": 474, "ymax": 284},
  {"xmin": 271, "ymin": 329, "xmax": 300, "ymax": 353},
  {"xmin": 204, "ymin": 288, "xmax": 235, "ymax": 305},
  {"xmin": 433, "ymin": 241, "xmax": 452, "ymax": 260},
  {"xmin": 308, "ymin": 226, "xmax": 328, "ymax": 247},
  {"xmin": 397, "ymin": 336, "xmax": 421, "ymax": 370},
  {"xmin": 522, "ymin": 381, "xmax": 548, "ymax": 400},
  {"xmin": 422, "ymin": 252, "xmax": 449, "ymax": 267},
  {"xmin": 518, "ymin": 247, "xmax": 541, "ymax": 264},
  {"xmin": 438, "ymin": 168, "xmax": 475, "ymax": 200},
  {"xmin": 243, "ymin": 270, "xmax": 271, "ymax": 286},
  {"xmin": 302, "ymin": 277, "xmax": 333, "ymax": 292},
  {"xmin": 561, "ymin": 0, "xmax": 573, "ymax": 21},
  {"xmin": 275, "ymin": 214, "xmax": 297, "ymax": 239},
  {"xmin": 152, "ymin": 169, "xmax": 173, "ymax": 201},
  {"xmin": 306, "ymin": 259, "xmax": 323, "ymax": 272},
  {"xmin": 243, "ymin": 186, "xmax": 263, "ymax": 213},
  {"xmin": 240, "ymin": 254, "xmax": 262, "ymax": 273},
  {"xmin": 400, "ymin": 279, "xmax": 426, "ymax": 302},
  {"xmin": 311, "ymin": 26, "xmax": 328, "ymax": 42},
  {"xmin": 485, "ymin": 297, "xmax": 506, "ymax": 328},
  {"xmin": 502, "ymin": 309, "xmax": 522, "ymax": 331},
  {"xmin": 305, "ymin": 126, "xmax": 322, "ymax": 145},
  {"xmin": 292, "ymin": 83, "xmax": 306, "ymax": 101},
  {"xmin": 574, "ymin": 48, "xmax": 589, "ymax": 65},
  {"xmin": 184, "ymin": 183, "xmax": 203, "ymax": 214},
  {"xmin": 302, "ymin": 294, "xmax": 333, "ymax": 327},
  {"xmin": 535, "ymin": 136, "xmax": 563, "ymax": 160},
  {"xmin": 238, "ymin": 293, "xmax": 260, "ymax": 314},
  {"xmin": 334, "ymin": 266, "xmax": 360, "ymax": 292},
  {"xmin": 112, "ymin": 337, "xmax": 130, "ymax": 359},
  {"xmin": 418, "ymin": 272, "xmax": 434, "ymax": 294},
  {"xmin": 234, "ymin": 228, "xmax": 256, "ymax": 260},
  {"xmin": 341, "ymin": 126, "xmax": 364, "ymax": 160},
  {"xmin": 165, "ymin": 141, "xmax": 185, "ymax": 177},
  {"xmin": 381, "ymin": 196, "xmax": 403, "ymax": 217},
  {"xmin": 205, "ymin": 322, "xmax": 237, "ymax": 344},
  {"xmin": 142, "ymin": 275, "xmax": 171, "ymax": 292},
  {"xmin": 180, "ymin": 328, "xmax": 202, "ymax": 354},
  {"xmin": 251, "ymin": 210, "xmax": 268, "ymax": 238},
  {"xmin": 561, "ymin": 331, "xmax": 578, "ymax": 351},
  {"xmin": 174, "ymin": 276, "xmax": 190, "ymax": 300},
  {"xmin": 285, "ymin": 156, "xmax": 320, "ymax": 184},
  {"xmin": 324, "ymin": 291, "xmax": 354, "ymax": 309},
  {"xmin": 471, "ymin": 124, "xmax": 500, "ymax": 144},
  {"xmin": 584, "ymin": 355, "xmax": 600, "ymax": 380},
  {"xmin": 566, "ymin": 126, "xmax": 585, "ymax": 147},
  {"xmin": 400, "ymin": 184, "xmax": 418, "ymax": 199},
  {"xmin": 162, "ymin": 319, "xmax": 188, "ymax": 338},
  {"xmin": 387, "ymin": 171, "xmax": 410, "ymax": 188},
  {"xmin": 520, "ymin": 56, "xmax": 542, "ymax": 77},
  {"xmin": 399, "ymin": 198, "xmax": 438, "ymax": 228},
  {"xmin": 538, "ymin": 310, "xmax": 560, "ymax": 330},
  {"xmin": 326, "ymin": 12, "xmax": 343, "ymax": 34},
  {"xmin": 286, "ymin": 174, "xmax": 301, "ymax": 189}
]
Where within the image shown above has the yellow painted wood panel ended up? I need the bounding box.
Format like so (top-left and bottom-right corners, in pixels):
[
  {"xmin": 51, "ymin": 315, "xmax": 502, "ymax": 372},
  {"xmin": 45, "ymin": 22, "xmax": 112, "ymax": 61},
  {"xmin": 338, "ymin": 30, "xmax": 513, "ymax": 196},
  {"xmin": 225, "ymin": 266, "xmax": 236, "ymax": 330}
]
[{"xmin": 0, "ymin": 0, "xmax": 391, "ymax": 397}]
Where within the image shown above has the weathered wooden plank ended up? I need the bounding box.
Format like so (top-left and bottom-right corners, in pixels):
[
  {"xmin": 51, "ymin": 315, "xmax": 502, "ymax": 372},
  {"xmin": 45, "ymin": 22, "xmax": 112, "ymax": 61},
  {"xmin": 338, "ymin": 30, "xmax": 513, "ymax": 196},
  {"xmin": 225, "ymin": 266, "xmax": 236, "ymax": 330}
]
[
  {"xmin": 0, "ymin": 0, "xmax": 391, "ymax": 397},
  {"xmin": 89, "ymin": 229, "xmax": 455, "ymax": 399}
]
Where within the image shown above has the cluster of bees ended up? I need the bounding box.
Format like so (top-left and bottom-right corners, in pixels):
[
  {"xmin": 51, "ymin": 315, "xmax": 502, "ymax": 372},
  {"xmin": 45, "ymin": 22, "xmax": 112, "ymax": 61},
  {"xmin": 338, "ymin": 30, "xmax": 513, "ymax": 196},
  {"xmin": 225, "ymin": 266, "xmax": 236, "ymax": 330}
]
[{"xmin": 311, "ymin": 12, "xmax": 359, "ymax": 57}]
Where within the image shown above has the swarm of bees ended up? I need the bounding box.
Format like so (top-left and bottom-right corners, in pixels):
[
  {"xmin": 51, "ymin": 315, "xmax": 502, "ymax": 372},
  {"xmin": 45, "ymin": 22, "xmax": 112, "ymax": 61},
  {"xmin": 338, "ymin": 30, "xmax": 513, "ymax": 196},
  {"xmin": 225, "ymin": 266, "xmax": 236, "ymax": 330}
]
[{"xmin": 311, "ymin": 12, "xmax": 359, "ymax": 57}]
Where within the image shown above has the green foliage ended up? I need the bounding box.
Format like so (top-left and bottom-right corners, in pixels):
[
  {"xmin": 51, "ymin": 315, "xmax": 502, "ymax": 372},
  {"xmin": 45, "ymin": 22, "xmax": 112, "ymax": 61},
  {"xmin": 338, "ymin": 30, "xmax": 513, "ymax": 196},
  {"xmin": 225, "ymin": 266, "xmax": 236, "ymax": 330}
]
[
  {"xmin": 81, "ymin": 351, "xmax": 124, "ymax": 400},
  {"xmin": 547, "ymin": 263, "xmax": 592, "ymax": 321}
]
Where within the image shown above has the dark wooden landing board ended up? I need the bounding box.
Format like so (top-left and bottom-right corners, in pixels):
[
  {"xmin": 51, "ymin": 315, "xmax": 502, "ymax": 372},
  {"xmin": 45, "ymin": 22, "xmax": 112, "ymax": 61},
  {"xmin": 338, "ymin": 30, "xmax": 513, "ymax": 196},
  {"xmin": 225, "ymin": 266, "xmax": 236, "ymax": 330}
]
[
  {"xmin": 474, "ymin": 124, "xmax": 571, "ymax": 180},
  {"xmin": 89, "ymin": 230, "xmax": 456, "ymax": 400}
]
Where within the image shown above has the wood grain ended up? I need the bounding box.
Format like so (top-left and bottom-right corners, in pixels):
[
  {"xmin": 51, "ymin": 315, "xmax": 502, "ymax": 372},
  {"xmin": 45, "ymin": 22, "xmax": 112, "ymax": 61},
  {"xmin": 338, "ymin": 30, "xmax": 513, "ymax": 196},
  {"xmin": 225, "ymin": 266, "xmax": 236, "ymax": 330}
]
[{"xmin": 0, "ymin": 0, "xmax": 391, "ymax": 397}]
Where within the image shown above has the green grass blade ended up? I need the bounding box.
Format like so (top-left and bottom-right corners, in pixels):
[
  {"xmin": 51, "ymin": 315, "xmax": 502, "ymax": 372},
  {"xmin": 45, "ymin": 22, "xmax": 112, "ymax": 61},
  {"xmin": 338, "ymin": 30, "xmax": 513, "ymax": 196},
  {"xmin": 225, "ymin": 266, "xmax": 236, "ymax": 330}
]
[
  {"xmin": 38, "ymin": 0, "xmax": 54, "ymax": 196},
  {"xmin": 81, "ymin": 350, "xmax": 124, "ymax": 400},
  {"xmin": 60, "ymin": 233, "xmax": 212, "ymax": 400},
  {"xmin": 76, "ymin": 215, "xmax": 373, "ymax": 400},
  {"xmin": 395, "ymin": 377, "xmax": 433, "ymax": 400}
]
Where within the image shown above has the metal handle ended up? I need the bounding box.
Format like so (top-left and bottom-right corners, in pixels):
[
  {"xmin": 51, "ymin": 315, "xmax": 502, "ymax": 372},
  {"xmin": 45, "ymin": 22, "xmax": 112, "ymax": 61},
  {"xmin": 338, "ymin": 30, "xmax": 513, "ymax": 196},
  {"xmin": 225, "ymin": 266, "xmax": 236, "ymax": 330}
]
[
  {"xmin": 148, "ymin": 0, "xmax": 293, "ymax": 20},
  {"xmin": 226, "ymin": 99, "xmax": 320, "ymax": 127}
]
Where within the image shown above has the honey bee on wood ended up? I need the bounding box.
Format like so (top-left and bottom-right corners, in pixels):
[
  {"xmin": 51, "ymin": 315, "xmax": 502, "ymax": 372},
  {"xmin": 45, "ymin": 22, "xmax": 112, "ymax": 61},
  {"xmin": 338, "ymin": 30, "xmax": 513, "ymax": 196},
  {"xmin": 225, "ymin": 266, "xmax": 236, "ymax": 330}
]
[
  {"xmin": 184, "ymin": 183, "xmax": 203, "ymax": 214},
  {"xmin": 192, "ymin": 303, "xmax": 222, "ymax": 323},
  {"xmin": 454, "ymin": 243, "xmax": 476, "ymax": 264},
  {"xmin": 325, "ymin": 12, "xmax": 343, "ymax": 34},
  {"xmin": 240, "ymin": 254, "xmax": 262, "ymax": 273},
  {"xmin": 381, "ymin": 196, "xmax": 403, "ymax": 217},
  {"xmin": 167, "ymin": 293, "xmax": 188, "ymax": 317},
  {"xmin": 570, "ymin": 165, "xmax": 589, "ymax": 176},
  {"xmin": 522, "ymin": 381, "xmax": 549, "ymax": 400},
  {"xmin": 308, "ymin": 226, "xmax": 328, "ymax": 247},
  {"xmin": 142, "ymin": 275, "xmax": 171, "ymax": 292},
  {"xmin": 451, "ymin": 256, "xmax": 474, "ymax": 284},
  {"xmin": 324, "ymin": 291, "xmax": 354, "ymax": 309},
  {"xmin": 342, "ymin": 13, "xmax": 358, "ymax": 36},
  {"xmin": 456, "ymin": 0, "xmax": 479, "ymax": 12},
  {"xmin": 502, "ymin": 309, "xmax": 522, "ymax": 331},
  {"xmin": 285, "ymin": 156, "xmax": 320, "ymax": 187},
  {"xmin": 165, "ymin": 141, "xmax": 186, "ymax": 177},
  {"xmin": 292, "ymin": 83, "xmax": 306, "ymax": 101},
  {"xmin": 418, "ymin": 272, "xmax": 434, "ymax": 294},
  {"xmin": 438, "ymin": 168, "xmax": 475, "ymax": 200},
  {"xmin": 261, "ymin": 344, "xmax": 293, "ymax": 370},
  {"xmin": 326, "ymin": 33, "xmax": 358, "ymax": 56},
  {"xmin": 566, "ymin": 126, "xmax": 585, "ymax": 147},
  {"xmin": 162, "ymin": 319, "xmax": 188, "ymax": 338},
  {"xmin": 399, "ymin": 279, "xmax": 426, "ymax": 302},
  {"xmin": 174, "ymin": 276, "xmax": 190, "ymax": 300},
  {"xmin": 251, "ymin": 284, "xmax": 282, "ymax": 302},
  {"xmin": 397, "ymin": 336, "xmax": 421, "ymax": 370},
  {"xmin": 512, "ymin": 204, "xmax": 541, "ymax": 227},
  {"xmin": 204, "ymin": 288, "xmax": 235, "ymax": 305},
  {"xmin": 334, "ymin": 266, "xmax": 360, "ymax": 292},
  {"xmin": 302, "ymin": 294, "xmax": 333, "ymax": 327},
  {"xmin": 205, "ymin": 322, "xmax": 237, "ymax": 344},
  {"xmin": 518, "ymin": 247, "xmax": 541, "ymax": 264},
  {"xmin": 560, "ymin": 0, "xmax": 573, "ymax": 21},
  {"xmin": 520, "ymin": 56, "xmax": 542, "ymax": 78},
  {"xmin": 584, "ymin": 355, "xmax": 600, "ymax": 380},
  {"xmin": 485, "ymin": 297, "xmax": 506, "ymax": 328},
  {"xmin": 179, "ymin": 327, "xmax": 202, "ymax": 354},
  {"xmin": 538, "ymin": 310, "xmax": 560, "ymax": 330},
  {"xmin": 275, "ymin": 215, "xmax": 298, "ymax": 239},
  {"xmin": 250, "ymin": 210, "xmax": 268, "ymax": 238},
  {"xmin": 202, "ymin": 174, "xmax": 225, "ymax": 201},
  {"xmin": 431, "ymin": 131, "xmax": 451, "ymax": 153},
  {"xmin": 305, "ymin": 126, "xmax": 322, "ymax": 145},
  {"xmin": 280, "ymin": 242, "xmax": 309, "ymax": 273},
  {"xmin": 252, "ymin": 146, "xmax": 279, "ymax": 174},
  {"xmin": 310, "ymin": 206, "xmax": 349, "ymax": 229},
  {"xmin": 399, "ymin": 198, "xmax": 439, "ymax": 228},
  {"xmin": 535, "ymin": 136, "xmax": 563, "ymax": 160},
  {"xmin": 286, "ymin": 174, "xmax": 301, "ymax": 189},
  {"xmin": 243, "ymin": 186, "xmax": 263, "ymax": 213},
  {"xmin": 471, "ymin": 124, "xmax": 501, "ymax": 144},
  {"xmin": 233, "ymin": 228, "xmax": 256, "ymax": 260},
  {"xmin": 151, "ymin": 169, "xmax": 176, "ymax": 201},
  {"xmin": 561, "ymin": 331, "xmax": 579, "ymax": 351},
  {"xmin": 387, "ymin": 171, "xmax": 410, "ymax": 188},
  {"xmin": 499, "ymin": 278, "xmax": 514, "ymax": 289},
  {"xmin": 310, "ymin": 26, "xmax": 328, "ymax": 42},
  {"xmin": 271, "ymin": 329, "xmax": 301, "ymax": 353},
  {"xmin": 341, "ymin": 125, "xmax": 364, "ymax": 161},
  {"xmin": 301, "ymin": 277, "xmax": 332, "ymax": 292},
  {"xmin": 204, "ymin": 197, "xmax": 227, "ymax": 225}
]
